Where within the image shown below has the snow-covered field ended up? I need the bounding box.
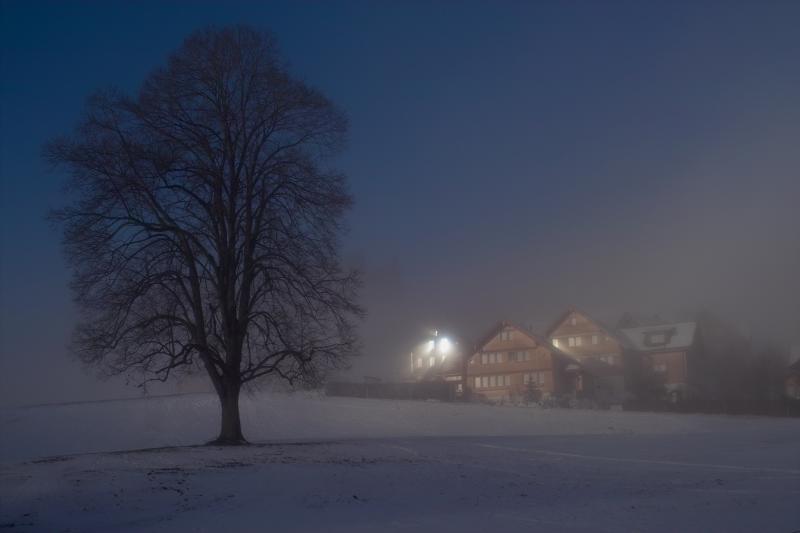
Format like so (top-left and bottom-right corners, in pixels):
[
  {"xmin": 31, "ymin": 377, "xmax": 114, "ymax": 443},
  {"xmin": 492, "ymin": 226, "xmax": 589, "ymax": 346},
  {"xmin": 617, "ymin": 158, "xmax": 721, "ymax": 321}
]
[{"xmin": 1, "ymin": 393, "xmax": 799, "ymax": 531}]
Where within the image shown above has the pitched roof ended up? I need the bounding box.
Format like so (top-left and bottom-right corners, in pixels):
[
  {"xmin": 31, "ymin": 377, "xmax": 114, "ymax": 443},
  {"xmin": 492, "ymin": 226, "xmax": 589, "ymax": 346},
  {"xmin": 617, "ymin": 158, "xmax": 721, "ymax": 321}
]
[
  {"xmin": 544, "ymin": 306, "xmax": 627, "ymax": 346},
  {"xmin": 618, "ymin": 322, "xmax": 697, "ymax": 352},
  {"xmin": 472, "ymin": 321, "xmax": 580, "ymax": 365}
]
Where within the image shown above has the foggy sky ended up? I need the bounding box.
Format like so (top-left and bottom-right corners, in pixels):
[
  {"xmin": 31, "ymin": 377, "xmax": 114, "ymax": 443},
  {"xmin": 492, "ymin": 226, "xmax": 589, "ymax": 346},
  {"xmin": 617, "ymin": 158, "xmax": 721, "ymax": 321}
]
[{"xmin": 2, "ymin": 1, "xmax": 799, "ymax": 406}]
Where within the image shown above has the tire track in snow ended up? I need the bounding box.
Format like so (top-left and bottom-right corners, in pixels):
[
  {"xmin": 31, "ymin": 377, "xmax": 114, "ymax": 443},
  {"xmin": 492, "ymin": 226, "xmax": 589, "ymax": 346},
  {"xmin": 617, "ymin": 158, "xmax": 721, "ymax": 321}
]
[{"xmin": 474, "ymin": 443, "xmax": 800, "ymax": 475}]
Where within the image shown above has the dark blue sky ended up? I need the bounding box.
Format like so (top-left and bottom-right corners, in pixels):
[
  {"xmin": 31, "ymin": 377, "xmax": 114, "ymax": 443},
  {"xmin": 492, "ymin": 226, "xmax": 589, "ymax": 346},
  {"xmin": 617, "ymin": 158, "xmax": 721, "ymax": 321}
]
[{"xmin": 2, "ymin": 1, "xmax": 799, "ymax": 405}]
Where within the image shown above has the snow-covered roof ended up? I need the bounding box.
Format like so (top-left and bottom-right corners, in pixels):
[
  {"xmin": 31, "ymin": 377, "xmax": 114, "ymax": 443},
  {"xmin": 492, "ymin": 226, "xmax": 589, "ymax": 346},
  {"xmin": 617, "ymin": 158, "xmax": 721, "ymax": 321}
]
[{"xmin": 618, "ymin": 322, "xmax": 697, "ymax": 352}]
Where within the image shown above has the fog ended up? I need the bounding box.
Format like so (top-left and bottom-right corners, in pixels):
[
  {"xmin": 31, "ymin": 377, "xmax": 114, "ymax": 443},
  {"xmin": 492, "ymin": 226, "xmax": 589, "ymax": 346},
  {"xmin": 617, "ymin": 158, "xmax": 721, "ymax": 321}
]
[{"xmin": 2, "ymin": 1, "xmax": 799, "ymax": 407}]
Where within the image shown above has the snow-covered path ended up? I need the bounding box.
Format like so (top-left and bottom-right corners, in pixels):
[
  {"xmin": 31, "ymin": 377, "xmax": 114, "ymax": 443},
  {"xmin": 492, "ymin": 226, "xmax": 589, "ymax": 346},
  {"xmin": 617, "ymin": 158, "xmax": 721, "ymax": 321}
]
[{"xmin": 1, "ymin": 393, "xmax": 799, "ymax": 532}]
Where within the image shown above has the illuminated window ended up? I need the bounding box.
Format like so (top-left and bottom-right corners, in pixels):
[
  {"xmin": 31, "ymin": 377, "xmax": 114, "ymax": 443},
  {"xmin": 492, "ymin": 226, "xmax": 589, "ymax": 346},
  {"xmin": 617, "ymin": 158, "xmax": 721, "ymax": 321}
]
[
  {"xmin": 428, "ymin": 357, "xmax": 435, "ymax": 367},
  {"xmin": 552, "ymin": 338, "xmax": 559, "ymax": 348}
]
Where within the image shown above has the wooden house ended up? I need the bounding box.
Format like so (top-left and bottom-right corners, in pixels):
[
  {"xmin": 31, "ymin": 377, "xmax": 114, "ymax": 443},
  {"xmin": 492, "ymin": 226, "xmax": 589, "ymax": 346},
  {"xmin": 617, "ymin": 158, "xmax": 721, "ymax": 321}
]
[
  {"xmin": 466, "ymin": 322, "xmax": 576, "ymax": 403},
  {"xmin": 545, "ymin": 308, "xmax": 627, "ymax": 405}
]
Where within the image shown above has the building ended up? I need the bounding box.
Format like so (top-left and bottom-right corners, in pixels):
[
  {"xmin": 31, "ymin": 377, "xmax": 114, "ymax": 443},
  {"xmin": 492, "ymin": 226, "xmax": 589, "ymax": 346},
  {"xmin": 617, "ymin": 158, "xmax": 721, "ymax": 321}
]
[
  {"xmin": 544, "ymin": 308, "xmax": 627, "ymax": 405},
  {"xmin": 403, "ymin": 308, "xmax": 707, "ymax": 408},
  {"xmin": 409, "ymin": 330, "xmax": 466, "ymax": 395},
  {"xmin": 466, "ymin": 322, "xmax": 576, "ymax": 403},
  {"xmin": 617, "ymin": 321, "xmax": 703, "ymax": 402}
]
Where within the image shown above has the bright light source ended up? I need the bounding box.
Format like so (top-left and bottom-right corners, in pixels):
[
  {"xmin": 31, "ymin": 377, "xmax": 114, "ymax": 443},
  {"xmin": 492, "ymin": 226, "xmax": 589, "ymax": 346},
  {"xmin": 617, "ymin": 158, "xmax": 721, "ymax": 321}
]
[
  {"xmin": 438, "ymin": 337, "xmax": 452, "ymax": 356},
  {"xmin": 423, "ymin": 340, "xmax": 435, "ymax": 354}
]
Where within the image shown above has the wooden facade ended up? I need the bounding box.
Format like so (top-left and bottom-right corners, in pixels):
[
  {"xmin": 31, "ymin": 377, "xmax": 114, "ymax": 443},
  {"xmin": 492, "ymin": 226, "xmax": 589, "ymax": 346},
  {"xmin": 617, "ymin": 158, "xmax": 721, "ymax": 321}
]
[
  {"xmin": 466, "ymin": 322, "xmax": 573, "ymax": 402},
  {"xmin": 545, "ymin": 308, "xmax": 627, "ymax": 404}
]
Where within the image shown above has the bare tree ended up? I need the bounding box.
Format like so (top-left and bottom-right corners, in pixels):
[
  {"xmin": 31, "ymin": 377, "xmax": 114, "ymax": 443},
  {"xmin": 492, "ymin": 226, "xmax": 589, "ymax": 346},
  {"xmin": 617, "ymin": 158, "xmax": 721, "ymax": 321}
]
[{"xmin": 46, "ymin": 26, "xmax": 362, "ymax": 444}]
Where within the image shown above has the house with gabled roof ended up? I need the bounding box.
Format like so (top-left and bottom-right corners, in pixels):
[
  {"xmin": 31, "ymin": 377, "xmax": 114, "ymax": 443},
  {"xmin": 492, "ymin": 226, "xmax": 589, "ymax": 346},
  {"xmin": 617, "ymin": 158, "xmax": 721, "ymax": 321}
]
[
  {"xmin": 465, "ymin": 321, "xmax": 578, "ymax": 403},
  {"xmin": 618, "ymin": 320, "xmax": 703, "ymax": 402},
  {"xmin": 544, "ymin": 307, "xmax": 628, "ymax": 405}
]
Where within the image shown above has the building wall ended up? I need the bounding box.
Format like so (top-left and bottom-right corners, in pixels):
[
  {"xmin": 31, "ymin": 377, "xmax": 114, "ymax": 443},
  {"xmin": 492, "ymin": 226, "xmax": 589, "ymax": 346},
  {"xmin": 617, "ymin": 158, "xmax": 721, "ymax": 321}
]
[
  {"xmin": 548, "ymin": 310, "xmax": 624, "ymax": 367},
  {"xmin": 466, "ymin": 325, "xmax": 563, "ymax": 401},
  {"xmin": 644, "ymin": 350, "xmax": 689, "ymax": 387}
]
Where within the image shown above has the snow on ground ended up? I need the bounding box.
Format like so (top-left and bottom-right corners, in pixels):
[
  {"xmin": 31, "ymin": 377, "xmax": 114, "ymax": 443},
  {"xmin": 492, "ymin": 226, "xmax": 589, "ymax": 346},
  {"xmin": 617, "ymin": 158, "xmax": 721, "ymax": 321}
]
[
  {"xmin": 1, "ymin": 393, "xmax": 799, "ymax": 532},
  {"xmin": 1, "ymin": 391, "xmax": 795, "ymax": 463}
]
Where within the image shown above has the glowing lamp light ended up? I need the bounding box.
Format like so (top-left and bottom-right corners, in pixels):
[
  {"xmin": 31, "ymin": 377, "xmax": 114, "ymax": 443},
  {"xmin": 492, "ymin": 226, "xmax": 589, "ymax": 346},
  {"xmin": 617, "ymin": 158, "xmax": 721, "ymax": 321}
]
[{"xmin": 438, "ymin": 337, "xmax": 452, "ymax": 356}]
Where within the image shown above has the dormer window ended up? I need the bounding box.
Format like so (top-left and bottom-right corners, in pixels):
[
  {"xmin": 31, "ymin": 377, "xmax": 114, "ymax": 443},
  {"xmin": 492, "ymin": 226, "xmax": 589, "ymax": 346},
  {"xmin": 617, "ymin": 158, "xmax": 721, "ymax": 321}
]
[
  {"xmin": 644, "ymin": 328, "xmax": 675, "ymax": 347},
  {"xmin": 499, "ymin": 330, "xmax": 513, "ymax": 341}
]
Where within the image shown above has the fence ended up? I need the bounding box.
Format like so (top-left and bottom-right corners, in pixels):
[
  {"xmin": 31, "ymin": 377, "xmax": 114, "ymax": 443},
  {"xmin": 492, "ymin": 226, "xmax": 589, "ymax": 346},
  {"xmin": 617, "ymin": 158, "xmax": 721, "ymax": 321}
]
[{"xmin": 325, "ymin": 380, "xmax": 458, "ymax": 401}]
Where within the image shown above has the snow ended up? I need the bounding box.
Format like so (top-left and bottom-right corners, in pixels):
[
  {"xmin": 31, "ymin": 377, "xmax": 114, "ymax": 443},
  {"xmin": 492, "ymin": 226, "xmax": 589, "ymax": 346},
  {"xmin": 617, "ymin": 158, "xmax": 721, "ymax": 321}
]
[
  {"xmin": 1, "ymin": 393, "xmax": 799, "ymax": 531},
  {"xmin": 619, "ymin": 322, "xmax": 697, "ymax": 351}
]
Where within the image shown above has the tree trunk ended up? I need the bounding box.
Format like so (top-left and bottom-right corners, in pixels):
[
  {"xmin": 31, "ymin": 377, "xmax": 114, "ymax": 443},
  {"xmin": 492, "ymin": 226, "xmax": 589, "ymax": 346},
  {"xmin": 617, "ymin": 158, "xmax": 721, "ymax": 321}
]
[{"xmin": 211, "ymin": 384, "xmax": 247, "ymax": 445}]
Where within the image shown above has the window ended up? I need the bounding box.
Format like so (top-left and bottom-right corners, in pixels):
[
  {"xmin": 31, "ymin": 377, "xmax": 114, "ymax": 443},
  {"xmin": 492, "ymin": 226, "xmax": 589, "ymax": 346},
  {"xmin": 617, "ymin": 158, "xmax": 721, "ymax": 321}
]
[
  {"xmin": 654, "ymin": 363, "xmax": 667, "ymax": 373},
  {"xmin": 575, "ymin": 336, "xmax": 583, "ymax": 346},
  {"xmin": 508, "ymin": 351, "xmax": 530, "ymax": 362},
  {"xmin": 649, "ymin": 333, "xmax": 666, "ymax": 344},
  {"xmin": 488, "ymin": 352, "xmax": 496, "ymax": 364},
  {"xmin": 489, "ymin": 375, "xmax": 497, "ymax": 387},
  {"xmin": 428, "ymin": 357, "xmax": 435, "ymax": 367},
  {"xmin": 499, "ymin": 330, "xmax": 513, "ymax": 341},
  {"xmin": 481, "ymin": 353, "xmax": 488, "ymax": 365},
  {"xmin": 481, "ymin": 376, "xmax": 489, "ymax": 388},
  {"xmin": 599, "ymin": 355, "xmax": 615, "ymax": 365},
  {"xmin": 592, "ymin": 335, "xmax": 598, "ymax": 345},
  {"xmin": 497, "ymin": 352, "xmax": 504, "ymax": 363},
  {"xmin": 524, "ymin": 371, "xmax": 546, "ymax": 386},
  {"xmin": 552, "ymin": 338, "xmax": 559, "ymax": 348},
  {"xmin": 415, "ymin": 358, "xmax": 422, "ymax": 369},
  {"xmin": 568, "ymin": 337, "xmax": 575, "ymax": 347},
  {"xmin": 474, "ymin": 377, "xmax": 481, "ymax": 389}
]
